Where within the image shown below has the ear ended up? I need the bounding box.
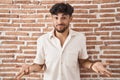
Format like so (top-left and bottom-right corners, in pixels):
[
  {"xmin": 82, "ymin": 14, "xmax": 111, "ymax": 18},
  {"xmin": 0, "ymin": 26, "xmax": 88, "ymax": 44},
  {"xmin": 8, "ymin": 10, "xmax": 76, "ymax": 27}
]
[{"xmin": 69, "ymin": 16, "xmax": 73, "ymax": 22}]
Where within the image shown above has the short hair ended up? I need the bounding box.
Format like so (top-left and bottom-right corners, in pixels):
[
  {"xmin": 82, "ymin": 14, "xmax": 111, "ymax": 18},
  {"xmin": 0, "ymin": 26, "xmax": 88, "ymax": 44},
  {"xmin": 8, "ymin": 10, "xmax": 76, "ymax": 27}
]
[{"xmin": 49, "ymin": 3, "xmax": 74, "ymax": 16}]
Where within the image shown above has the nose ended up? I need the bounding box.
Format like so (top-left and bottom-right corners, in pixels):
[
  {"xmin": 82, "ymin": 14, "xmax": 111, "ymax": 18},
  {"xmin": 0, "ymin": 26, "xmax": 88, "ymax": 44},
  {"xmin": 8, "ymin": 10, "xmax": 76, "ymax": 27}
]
[{"xmin": 57, "ymin": 18, "xmax": 62, "ymax": 24}]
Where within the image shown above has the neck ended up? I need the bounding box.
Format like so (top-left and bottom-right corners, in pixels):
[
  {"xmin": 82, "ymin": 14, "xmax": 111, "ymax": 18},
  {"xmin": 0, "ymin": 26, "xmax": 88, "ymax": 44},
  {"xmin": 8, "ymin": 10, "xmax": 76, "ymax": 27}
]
[
  {"xmin": 54, "ymin": 28, "xmax": 69, "ymax": 46},
  {"xmin": 55, "ymin": 28, "xmax": 69, "ymax": 40}
]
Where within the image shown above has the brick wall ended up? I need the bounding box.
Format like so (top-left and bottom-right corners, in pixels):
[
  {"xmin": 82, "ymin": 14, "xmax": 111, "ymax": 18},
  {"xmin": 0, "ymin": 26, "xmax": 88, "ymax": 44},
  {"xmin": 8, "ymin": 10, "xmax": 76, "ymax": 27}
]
[{"xmin": 0, "ymin": 0, "xmax": 120, "ymax": 80}]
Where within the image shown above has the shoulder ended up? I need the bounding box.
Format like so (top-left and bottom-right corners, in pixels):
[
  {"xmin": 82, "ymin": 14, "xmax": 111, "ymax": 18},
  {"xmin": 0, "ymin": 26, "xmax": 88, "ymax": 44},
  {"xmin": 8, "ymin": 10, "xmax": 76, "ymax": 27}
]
[
  {"xmin": 37, "ymin": 33, "xmax": 49, "ymax": 42},
  {"xmin": 71, "ymin": 29, "xmax": 86, "ymax": 39}
]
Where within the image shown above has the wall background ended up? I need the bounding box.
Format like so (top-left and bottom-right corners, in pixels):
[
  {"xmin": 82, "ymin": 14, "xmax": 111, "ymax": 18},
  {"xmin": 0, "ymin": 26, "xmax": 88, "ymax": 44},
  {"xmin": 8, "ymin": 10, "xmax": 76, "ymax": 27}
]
[{"xmin": 0, "ymin": 0, "xmax": 120, "ymax": 80}]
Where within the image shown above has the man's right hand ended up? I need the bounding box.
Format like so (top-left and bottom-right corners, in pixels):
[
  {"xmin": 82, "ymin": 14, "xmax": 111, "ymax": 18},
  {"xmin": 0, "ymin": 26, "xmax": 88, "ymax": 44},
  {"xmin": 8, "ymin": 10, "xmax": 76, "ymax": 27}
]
[{"xmin": 15, "ymin": 64, "xmax": 30, "ymax": 80}]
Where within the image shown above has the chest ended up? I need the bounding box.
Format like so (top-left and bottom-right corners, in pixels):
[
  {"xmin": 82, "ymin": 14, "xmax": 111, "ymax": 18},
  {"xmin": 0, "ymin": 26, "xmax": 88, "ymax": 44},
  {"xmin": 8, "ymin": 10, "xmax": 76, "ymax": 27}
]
[{"xmin": 43, "ymin": 38, "xmax": 82, "ymax": 65}]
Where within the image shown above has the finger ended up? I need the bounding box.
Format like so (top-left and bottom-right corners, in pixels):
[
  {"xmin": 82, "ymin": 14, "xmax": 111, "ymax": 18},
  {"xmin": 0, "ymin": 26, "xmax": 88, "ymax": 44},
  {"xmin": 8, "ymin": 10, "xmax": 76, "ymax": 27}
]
[
  {"xmin": 102, "ymin": 62, "xmax": 110, "ymax": 66},
  {"xmin": 15, "ymin": 72, "xmax": 24, "ymax": 80},
  {"xmin": 103, "ymin": 70, "xmax": 112, "ymax": 77},
  {"xmin": 92, "ymin": 66, "xmax": 100, "ymax": 73}
]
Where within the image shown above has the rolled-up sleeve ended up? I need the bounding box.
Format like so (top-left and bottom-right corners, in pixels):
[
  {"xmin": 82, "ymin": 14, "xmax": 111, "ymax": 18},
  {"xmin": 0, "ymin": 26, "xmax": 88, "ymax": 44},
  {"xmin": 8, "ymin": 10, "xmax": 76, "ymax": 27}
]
[
  {"xmin": 34, "ymin": 37, "xmax": 45, "ymax": 65},
  {"xmin": 78, "ymin": 34, "xmax": 89, "ymax": 59}
]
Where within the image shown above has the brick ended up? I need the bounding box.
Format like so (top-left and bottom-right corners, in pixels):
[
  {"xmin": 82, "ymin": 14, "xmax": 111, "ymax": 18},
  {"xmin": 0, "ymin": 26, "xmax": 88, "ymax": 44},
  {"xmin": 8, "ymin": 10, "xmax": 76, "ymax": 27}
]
[
  {"xmin": 101, "ymin": 36, "xmax": 120, "ymax": 40},
  {"xmin": 95, "ymin": 28, "xmax": 117, "ymax": 31},
  {"xmin": 85, "ymin": 32, "xmax": 109, "ymax": 36},
  {"xmin": 0, "ymin": 14, "xmax": 19, "ymax": 18},
  {"xmin": 12, "ymin": 19, "xmax": 35, "ymax": 23},
  {"xmin": 0, "ymin": 19, "xmax": 10, "ymax": 22},
  {"xmin": 24, "ymin": 51, "xmax": 36, "ymax": 54},
  {"xmin": 73, "ymin": 14, "xmax": 96, "ymax": 18},
  {"xmin": 87, "ymin": 41, "xmax": 103, "ymax": 45},
  {"xmin": 104, "ymin": 41, "xmax": 120, "ymax": 45},
  {"xmin": 21, "ymin": 5, "xmax": 46, "ymax": 9},
  {"xmin": 17, "ymin": 28, "xmax": 41, "ymax": 32},
  {"xmin": 27, "ymin": 42, "xmax": 37, "ymax": 45},
  {"xmin": 109, "ymin": 65, "xmax": 120, "ymax": 68},
  {"xmin": 0, "ymin": 46, "xmax": 17, "ymax": 49},
  {"xmin": 17, "ymin": 55, "xmax": 35, "ymax": 59},
  {"xmin": 117, "ymin": 8, "xmax": 120, "ymax": 12},
  {"xmin": 0, "ymin": 50, "xmax": 22, "ymax": 53},
  {"xmin": 38, "ymin": 19, "xmax": 52, "ymax": 23},
  {"xmin": 89, "ymin": 18, "xmax": 114, "ymax": 23},
  {"xmin": 101, "ymin": 3, "xmax": 120, "ymax": 8},
  {"xmin": 0, "ymin": 73, "xmax": 15, "ymax": 77},
  {"xmin": 0, "ymin": 23, "xmax": 20, "ymax": 27},
  {"xmin": 0, "ymin": 10, "xmax": 10, "ymax": 13},
  {"xmin": 37, "ymin": 10, "xmax": 49, "ymax": 13},
  {"xmin": 32, "ymin": 33, "xmax": 44, "ymax": 37},
  {"xmin": 22, "ymin": 24, "xmax": 45, "ymax": 27},
  {"xmin": 100, "ymin": 55, "xmax": 120, "ymax": 59},
  {"xmin": 43, "ymin": 28, "xmax": 53, "ymax": 33},
  {"xmin": 104, "ymin": 51, "xmax": 120, "ymax": 54},
  {"xmin": 20, "ymin": 46, "xmax": 36, "ymax": 50},
  {"xmin": 106, "ymin": 60, "xmax": 120, "ymax": 64},
  {"xmin": 2, "ymin": 59, "xmax": 24, "ymax": 63},
  {"xmin": 74, "ymin": 24, "xmax": 98, "ymax": 27},
  {"xmin": 87, "ymin": 51, "xmax": 99, "ymax": 54},
  {"xmin": 0, "ymin": 64, "xmax": 16, "ymax": 67},
  {"xmin": 101, "ymin": 22, "xmax": 120, "ymax": 27},
  {"xmin": 86, "ymin": 37, "xmax": 96, "ymax": 40},
  {"xmin": 93, "ymin": 0, "xmax": 119, "ymax": 3},
  {"xmin": 0, "ymin": 5, "xmax": 20, "ymax": 9},
  {"xmin": 66, "ymin": 1, "xmax": 92, "ymax": 4},
  {"xmin": 87, "ymin": 46, "xmax": 95, "ymax": 49},
  {"xmin": 13, "ymin": 1, "xmax": 31, "ymax": 4},
  {"xmin": 2, "ymin": 41, "xmax": 24, "ymax": 45},
  {"xmin": 19, "ymin": 14, "xmax": 43, "ymax": 18},
  {"xmin": 73, "ymin": 5, "xmax": 98, "ymax": 9},
  {"xmin": 19, "ymin": 37, "xmax": 37, "ymax": 41},
  {"xmin": 0, "ymin": 68, "xmax": 18, "ymax": 72},
  {"xmin": 72, "ymin": 19, "xmax": 88, "ymax": 23},
  {"xmin": 100, "ymin": 13, "xmax": 116, "ymax": 17},
  {"xmin": 0, "ymin": 54, "xmax": 14, "ymax": 58},
  {"xmin": 11, "ymin": 10, "xmax": 36, "ymax": 14},
  {"xmin": 100, "ymin": 46, "xmax": 120, "ymax": 49},
  {"xmin": 112, "ymin": 32, "xmax": 120, "ymax": 35},
  {"xmin": 90, "ymin": 9, "xmax": 115, "ymax": 13},
  {"xmin": 80, "ymin": 74, "xmax": 91, "ymax": 78},
  {"xmin": 0, "ymin": 27, "xmax": 16, "ymax": 31},
  {"xmin": 0, "ymin": 0, "xmax": 12, "ymax": 4},
  {"xmin": 72, "ymin": 28, "xmax": 93, "ymax": 32},
  {"xmin": 6, "ymin": 32, "xmax": 29, "ymax": 36},
  {"xmin": 0, "ymin": 36, "xmax": 17, "ymax": 40},
  {"xmin": 74, "ymin": 9, "xmax": 88, "ymax": 13}
]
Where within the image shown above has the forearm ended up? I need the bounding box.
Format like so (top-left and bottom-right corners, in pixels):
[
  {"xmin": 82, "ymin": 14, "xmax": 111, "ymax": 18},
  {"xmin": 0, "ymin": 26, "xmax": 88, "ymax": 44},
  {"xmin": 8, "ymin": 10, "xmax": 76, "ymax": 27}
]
[
  {"xmin": 80, "ymin": 58, "xmax": 101, "ymax": 70},
  {"xmin": 82, "ymin": 61, "xmax": 92, "ymax": 69},
  {"xmin": 29, "ymin": 63, "xmax": 44, "ymax": 73}
]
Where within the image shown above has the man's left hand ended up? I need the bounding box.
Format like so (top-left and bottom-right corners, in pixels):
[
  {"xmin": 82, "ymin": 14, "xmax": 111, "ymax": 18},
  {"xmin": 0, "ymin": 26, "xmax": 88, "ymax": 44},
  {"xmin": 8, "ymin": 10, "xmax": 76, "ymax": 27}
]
[{"xmin": 91, "ymin": 62, "xmax": 112, "ymax": 77}]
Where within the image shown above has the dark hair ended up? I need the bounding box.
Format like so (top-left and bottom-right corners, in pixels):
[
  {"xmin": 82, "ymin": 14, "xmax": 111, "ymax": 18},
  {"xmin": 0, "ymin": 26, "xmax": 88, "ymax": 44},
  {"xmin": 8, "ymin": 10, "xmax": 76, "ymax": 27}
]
[{"xmin": 49, "ymin": 3, "xmax": 74, "ymax": 16}]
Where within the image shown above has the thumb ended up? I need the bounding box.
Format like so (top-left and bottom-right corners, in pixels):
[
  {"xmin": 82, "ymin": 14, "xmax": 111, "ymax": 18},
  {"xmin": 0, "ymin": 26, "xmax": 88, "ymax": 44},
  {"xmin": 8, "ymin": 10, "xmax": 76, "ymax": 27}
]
[{"xmin": 102, "ymin": 62, "xmax": 110, "ymax": 66}]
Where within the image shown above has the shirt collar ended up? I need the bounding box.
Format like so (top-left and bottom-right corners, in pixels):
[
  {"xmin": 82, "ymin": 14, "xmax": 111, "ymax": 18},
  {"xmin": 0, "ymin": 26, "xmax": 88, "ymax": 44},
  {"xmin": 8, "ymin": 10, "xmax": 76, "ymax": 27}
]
[{"xmin": 48, "ymin": 28, "xmax": 76, "ymax": 39}]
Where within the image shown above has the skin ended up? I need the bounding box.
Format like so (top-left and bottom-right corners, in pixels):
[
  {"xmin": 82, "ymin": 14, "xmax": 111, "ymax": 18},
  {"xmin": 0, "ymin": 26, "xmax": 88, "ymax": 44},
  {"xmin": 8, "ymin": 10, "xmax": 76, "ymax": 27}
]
[{"xmin": 15, "ymin": 13, "xmax": 112, "ymax": 80}]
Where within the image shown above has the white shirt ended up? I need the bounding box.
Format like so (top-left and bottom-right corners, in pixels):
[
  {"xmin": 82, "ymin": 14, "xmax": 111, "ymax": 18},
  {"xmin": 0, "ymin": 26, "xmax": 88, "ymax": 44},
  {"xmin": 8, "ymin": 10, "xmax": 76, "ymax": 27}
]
[{"xmin": 34, "ymin": 29, "xmax": 88, "ymax": 80}]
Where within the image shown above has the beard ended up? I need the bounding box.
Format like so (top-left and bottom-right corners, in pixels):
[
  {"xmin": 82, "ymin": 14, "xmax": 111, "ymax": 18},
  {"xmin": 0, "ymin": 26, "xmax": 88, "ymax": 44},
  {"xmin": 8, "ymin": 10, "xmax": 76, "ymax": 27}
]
[{"xmin": 54, "ymin": 24, "xmax": 69, "ymax": 33}]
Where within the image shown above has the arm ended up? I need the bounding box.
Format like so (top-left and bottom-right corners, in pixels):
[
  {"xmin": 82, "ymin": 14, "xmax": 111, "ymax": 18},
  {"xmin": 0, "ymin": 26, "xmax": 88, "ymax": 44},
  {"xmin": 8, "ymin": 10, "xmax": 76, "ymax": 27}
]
[
  {"xmin": 79, "ymin": 58, "xmax": 112, "ymax": 77},
  {"xmin": 15, "ymin": 63, "xmax": 44, "ymax": 80}
]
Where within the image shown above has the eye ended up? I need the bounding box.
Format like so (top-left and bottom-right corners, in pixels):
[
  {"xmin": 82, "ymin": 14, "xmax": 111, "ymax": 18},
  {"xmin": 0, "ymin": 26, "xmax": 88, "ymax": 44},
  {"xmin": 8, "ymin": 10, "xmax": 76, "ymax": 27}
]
[
  {"xmin": 55, "ymin": 17, "xmax": 58, "ymax": 20},
  {"xmin": 62, "ymin": 17, "xmax": 66, "ymax": 19}
]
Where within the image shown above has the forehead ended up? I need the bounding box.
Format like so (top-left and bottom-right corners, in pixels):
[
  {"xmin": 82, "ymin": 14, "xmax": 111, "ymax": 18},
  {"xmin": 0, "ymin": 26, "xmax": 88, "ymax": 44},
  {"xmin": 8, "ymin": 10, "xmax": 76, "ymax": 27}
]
[{"xmin": 52, "ymin": 13, "xmax": 70, "ymax": 17}]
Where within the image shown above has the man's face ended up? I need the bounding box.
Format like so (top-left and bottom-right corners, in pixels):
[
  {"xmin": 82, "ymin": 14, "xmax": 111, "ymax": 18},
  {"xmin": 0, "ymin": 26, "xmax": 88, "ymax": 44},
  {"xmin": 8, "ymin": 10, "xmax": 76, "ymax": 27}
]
[{"xmin": 52, "ymin": 13, "xmax": 72, "ymax": 33}]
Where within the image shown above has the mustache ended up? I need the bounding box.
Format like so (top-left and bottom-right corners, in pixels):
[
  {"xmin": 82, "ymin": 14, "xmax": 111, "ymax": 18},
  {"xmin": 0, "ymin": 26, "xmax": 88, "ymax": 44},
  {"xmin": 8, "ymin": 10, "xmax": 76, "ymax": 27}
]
[{"xmin": 56, "ymin": 24, "xmax": 65, "ymax": 26}]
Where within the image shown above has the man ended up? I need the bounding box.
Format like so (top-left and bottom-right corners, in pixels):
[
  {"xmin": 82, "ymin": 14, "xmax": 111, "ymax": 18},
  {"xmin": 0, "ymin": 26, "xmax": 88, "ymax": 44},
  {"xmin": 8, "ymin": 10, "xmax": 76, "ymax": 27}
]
[{"xmin": 15, "ymin": 3, "xmax": 112, "ymax": 80}]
